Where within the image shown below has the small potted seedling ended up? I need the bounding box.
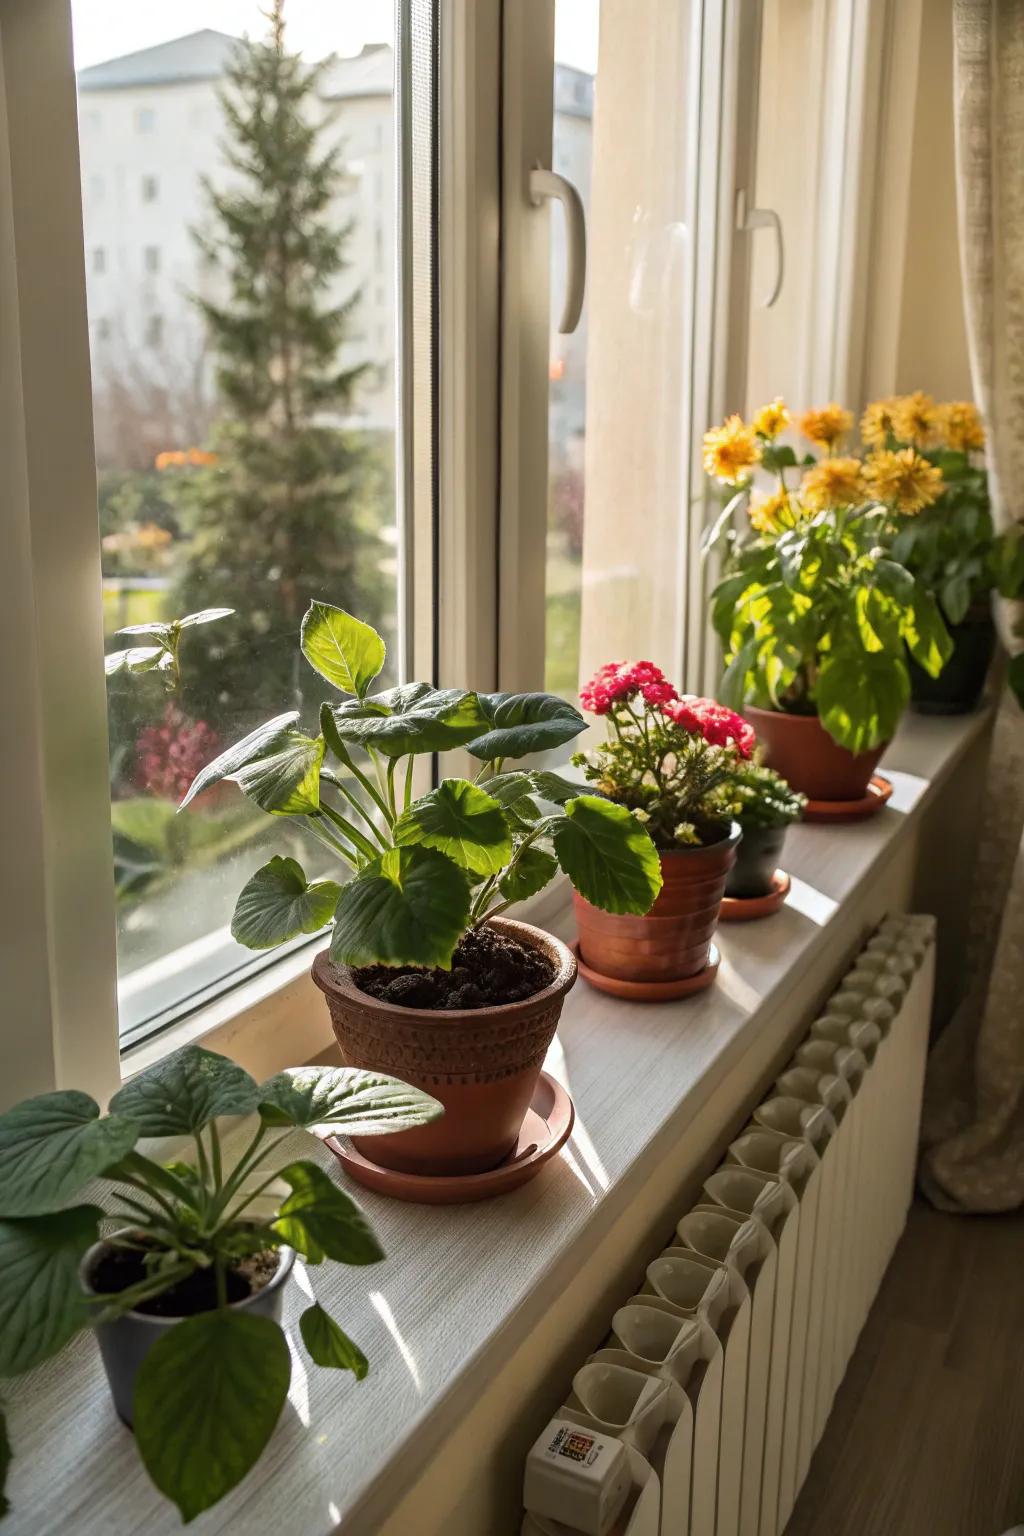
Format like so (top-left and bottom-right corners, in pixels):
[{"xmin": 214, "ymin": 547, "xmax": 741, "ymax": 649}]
[
  {"xmin": 0, "ymin": 1044, "xmax": 441, "ymax": 1522},
  {"xmin": 722, "ymin": 759, "xmax": 805, "ymax": 905},
  {"xmin": 179, "ymin": 603, "xmax": 663, "ymax": 1177}
]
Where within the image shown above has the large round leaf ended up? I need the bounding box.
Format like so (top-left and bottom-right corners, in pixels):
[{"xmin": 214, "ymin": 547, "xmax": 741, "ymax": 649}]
[
  {"xmin": 329, "ymin": 846, "xmax": 470, "ymax": 968},
  {"xmin": 498, "ymin": 846, "xmax": 559, "ymax": 904},
  {"xmin": 231, "ymin": 857, "xmax": 341, "ymax": 950},
  {"xmin": 109, "ymin": 1046, "xmax": 260, "ymax": 1137},
  {"xmin": 299, "ymin": 1302, "xmax": 368, "ymax": 1378},
  {"xmin": 816, "ymin": 649, "xmax": 910, "ymax": 753},
  {"xmin": 300, "ymin": 601, "xmax": 386, "ymax": 698},
  {"xmin": 271, "ymin": 1160, "xmax": 384, "ymax": 1265},
  {"xmin": 466, "ymin": 692, "xmax": 587, "ymax": 761},
  {"xmin": 257, "ymin": 1066, "xmax": 443, "ymax": 1135},
  {"xmin": 0, "ymin": 1206, "xmax": 102, "ymax": 1375},
  {"xmin": 134, "ymin": 1309, "xmax": 291, "ymax": 1523},
  {"xmin": 902, "ymin": 587, "xmax": 954, "ymax": 679},
  {"xmin": 323, "ymin": 684, "xmax": 490, "ymax": 759},
  {"xmin": 0, "ymin": 1092, "xmax": 139, "ymax": 1217},
  {"xmin": 394, "ymin": 778, "xmax": 512, "ymax": 875},
  {"xmin": 180, "ymin": 712, "xmax": 300, "ymax": 811},
  {"xmin": 551, "ymin": 795, "xmax": 663, "ymax": 915}
]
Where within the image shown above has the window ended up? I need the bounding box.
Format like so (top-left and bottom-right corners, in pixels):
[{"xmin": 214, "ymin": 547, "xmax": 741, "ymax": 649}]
[
  {"xmin": 141, "ymin": 174, "xmax": 159, "ymax": 203},
  {"xmin": 143, "ymin": 245, "xmax": 160, "ymax": 274},
  {"xmin": 95, "ymin": 316, "xmax": 112, "ymax": 341},
  {"xmin": 135, "ymin": 105, "xmax": 156, "ymax": 132},
  {"xmin": 92, "ymin": 245, "xmax": 106, "ymax": 273},
  {"xmin": 144, "ymin": 313, "xmax": 163, "ymax": 347},
  {"xmin": 88, "ymin": 173, "xmax": 104, "ymax": 201}
]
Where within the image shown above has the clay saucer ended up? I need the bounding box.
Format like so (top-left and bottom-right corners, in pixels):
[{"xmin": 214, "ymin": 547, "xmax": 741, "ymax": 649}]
[
  {"xmin": 719, "ymin": 869, "xmax": 791, "ymax": 922},
  {"xmin": 802, "ymin": 775, "xmax": 893, "ymax": 824},
  {"xmin": 570, "ymin": 941, "xmax": 720, "ymax": 1002},
  {"xmin": 325, "ymin": 1071, "xmax": 574, "ymax": 1205}
]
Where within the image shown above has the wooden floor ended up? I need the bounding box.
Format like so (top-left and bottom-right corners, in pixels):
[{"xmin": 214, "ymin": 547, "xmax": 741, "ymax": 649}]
[{"xmin": 787, "ymin": 1201, "xmax": 1024, "ymax": 1536}]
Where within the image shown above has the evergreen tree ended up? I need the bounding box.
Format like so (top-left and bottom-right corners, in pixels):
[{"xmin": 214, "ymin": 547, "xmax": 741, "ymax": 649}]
[{"xmin": 172, "ymin": 0, "xmax": 388, "ymax": 733}]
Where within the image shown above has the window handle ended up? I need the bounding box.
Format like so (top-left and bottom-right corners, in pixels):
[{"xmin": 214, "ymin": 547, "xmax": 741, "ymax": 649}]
[
  {"xmin": 735, "ymin": 188, "xmax": 784, "ymax": 308},
  {"xmin": 529, "ymin": 165, "xmax": 587, "ymax": 334}
]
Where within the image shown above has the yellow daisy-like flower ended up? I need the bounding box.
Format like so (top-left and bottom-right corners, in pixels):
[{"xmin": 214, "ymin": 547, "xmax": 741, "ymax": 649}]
[
  {"xmin": 748, "ymin": 489, "xmax": 800, "ymax": 534},
  {"xmin": 863, "ymin": 448, "xmax": 944, "ymax": 514},
  {"xmin": 799, "ymin": 403, "xmax": 854, "ymax": 451},
  {"xmin": 860, "ymin": 398, "xmax": 898, "ymax": 449},
  {"xmin": 891, "ymin": 390, "xmax": 940, "ymax": 448},
  {"xmin": 752, "ymin": 398, "xmax": 790, "ymax": 440},
  {"xmin": 703, "ymin": 415, "xmax": 762, "ymax": 484},
  {"xmin": 801, "ymin": 456, "xmax": 865, "ymax": 511},
  {"xmin": 939, "ymin": 400, "xmax": 985, "ymax": 452}
]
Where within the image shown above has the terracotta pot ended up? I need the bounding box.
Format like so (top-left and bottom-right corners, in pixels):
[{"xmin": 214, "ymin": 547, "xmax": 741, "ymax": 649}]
[
  {"xmin": 311, "ymin": 918, "xmax": 576, "ymax": 1178},
  {"xmin": 572, "ymin": 824, "xmax": 740, "ymax": 985},
  {"xmin": 744, "ymin": 705, "xmax": 888, "ymax": 801},
  {"xmin": 909, "ymin": 608, "xmax": 995, "ymax": 715},
  {"xmin": 725, "ymin": 823, "xmax": 788, "ymax": 900}
]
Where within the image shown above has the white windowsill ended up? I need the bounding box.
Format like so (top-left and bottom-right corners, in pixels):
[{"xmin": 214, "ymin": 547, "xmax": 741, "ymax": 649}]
[{"xmin": 7, "ymin": 710, "xmax": 991, "ymax": 1536}]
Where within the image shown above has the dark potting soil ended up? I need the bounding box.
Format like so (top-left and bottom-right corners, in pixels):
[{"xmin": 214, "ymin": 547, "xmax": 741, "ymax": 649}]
[
  {"xmin": 353, "ymin": 923, "xmax": 556, "ymax": 1011},
  {"xmin": 90, "ymin": 1242, "xmax": 279, "ymax": 1317}
]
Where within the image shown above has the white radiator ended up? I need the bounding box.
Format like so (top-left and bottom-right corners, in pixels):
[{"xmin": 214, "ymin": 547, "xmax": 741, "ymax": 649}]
[{"xmin": 522, "ymin": 913, "xmax": 936, "ymax": 1536}]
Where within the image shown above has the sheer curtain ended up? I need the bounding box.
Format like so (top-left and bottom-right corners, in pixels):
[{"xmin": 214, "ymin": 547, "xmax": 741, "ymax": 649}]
[{"xmin": 919, "ymin": 0, "xmax": 1024, "ymax": 1212}]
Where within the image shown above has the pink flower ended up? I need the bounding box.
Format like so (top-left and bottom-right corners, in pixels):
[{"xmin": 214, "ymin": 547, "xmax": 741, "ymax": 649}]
[
  {"xmin": 580, "ymin": 661, "xmax": 637, "ymax": 715},
  {"xmin": 641, "ymin": 679, "xmax": 679, "ymax": 707},
  {"xmin": 134, "ymin": 704, "xmax": 221, "ymax": 800},
  {"xmin": 663, "ymin": 696, "xmax": 755, "ymax": 758}
]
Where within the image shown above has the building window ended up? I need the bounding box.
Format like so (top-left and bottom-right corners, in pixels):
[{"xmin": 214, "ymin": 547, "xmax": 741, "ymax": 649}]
[
  {"xmin": 141, "ymin": 175, "xmax": 159, "ymax": 203},
  {"xmin": 144, "ymin": 313, "xmax": 163, "ymax": 348},
  {"xmin": 92, "ymin": 247, "xmax": 106, "ymax": 274},
  {"xmin": 135, "ymin": 106, "xmax": 156, "ymax": 133},
  {"xmin": 143, "ymin": 246, "xmax": 160, "ymax": 274}
]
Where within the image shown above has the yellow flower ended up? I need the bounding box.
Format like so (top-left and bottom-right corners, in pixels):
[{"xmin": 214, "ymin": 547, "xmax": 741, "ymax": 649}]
[
  {"xmin": 891, "ymin": 391, "xmax": 940, "ymax": 448},
  {"xmin": 749, "ymin": 489, "xmax": 801, "ymax": 534},
  {"xmin": 939, "ymin": 400, "xmax": 985, "ymax": 452},
  {"xmin": 863, "ymin": 448, "xmax": 944, "ymax": 514},
  {"xmin": 752, "ymin": 398, "xmax": 790, "ymax": 439},
  {"xmin": 801, "ymin": 457, "xmax": 865, "ymax": 511},
  {"xmin": 799, "ymin": 403, "xmax": 854, "ymax": 450},
  {"xmin": 860, "ymin": 398, "xmax": 898, "ymax": 449},
  {"xmin": 703, "ymin": 415, "xmax": 762, "ymax": 484}
]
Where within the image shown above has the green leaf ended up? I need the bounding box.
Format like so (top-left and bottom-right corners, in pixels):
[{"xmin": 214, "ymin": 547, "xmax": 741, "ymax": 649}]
[
  {"xmin": 104, "ymin": 646, "xmax": 172, "ymax": 678},
  {"xmin": 528, "ymin": 770, "xmax": 587, "ymax": 805},
  {"xmin": 299, "ymin": 1302, "xmax": 368, "ymax": 1378},
  {"xmin": 484, "ymin": 769, "xmax": 582, "ymax": 810},
  {"xmin": 175, "ymin": 607, "xmax": 235, "ymax": 629},
  {"xmin": 109, "ymin": 1046, "xmax": 260, "ymax": 1136},
  {"xmin": 134, "ymin": 1310, "xmax": 290, "ymax": 1523},
  {"xmin": 816, "ymin": 650, "xmax": 909, "ymax": 753},
  {"xmin": 300, "ymin": 601, "xmax": 386, "ymax": 698},
  {"xmin": 0, "ymin": 1206, "xmax": 101, "ymax": 1375},
  {"xmin": 873, "ymin": 559, "xmax": 915, "ymax": 605},
  {"xmin": 325, "ymin": 684, "xmax": 491, "ymax": 758},
  {"xmin": 0, "ymin": 1401, "xmax": 10, "ymax": 1518},
  {"xmin": 550, "ymin": 795, "xmax": 663, "ymax": 915},
  {"xmin": 940, "ymin": 571, "xmax": 972, "ymax": 625},
  {"xmin": 330, "ymin": 846, "xmax": 471, "ymax": 968},
  {"xmin": 904, "ymin": 587, "xmax": 954, "ymax": 678},
  {"xmin": 257, "ymin": 1066, "xmax": 443, "ymax": 1135},
  {"xmin": 230, "ymin": 857, "xmax": 340, "ymax": 950},
  {"xmin": 394, "ymin": 778, "xmax": 512, "ymax": 875},
  {"xmin": 179, "ymin": 711, "xmax": 299, "ymax": 809},
  {"xmin": 466, "ymin": 693, "xmax": 587, "ymax": 761},
  {"xmin": 232, "ymin": 732, "xmax": 325, "ymax": 816},
  {"xmin": 854, "ymin": 587, "xmax": 901, "ymax": 654},
  {"xmin": 0, "ymin": 1092, "xmax": 139, "ymax": 1217},
  {"xmin": 992, "ymin": 526, "xmax": 1024, "ymax": 599},
  {"xmin": 499, "ymin": 846, "xmax": 559, "ymax": 903},
  {"xmin": 719, "ymin": 640, "xmax": 757, "ymax": 711},
  {"xmin": 1009, "ymin": 650, "xmax": 1024, "ymax": 708},
  {"xmin": 271, "ymin": 1160, "xmax": 384, "ymax": 1265},
  {"xmin": 700, "ymin": 489, "xmax": 747, "ymax": 556}
]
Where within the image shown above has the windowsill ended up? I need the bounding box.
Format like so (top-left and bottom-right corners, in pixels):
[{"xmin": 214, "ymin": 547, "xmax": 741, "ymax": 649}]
[{"xmin": 9, "ymin": 710, "xmax": 992, "ymax": 1536}]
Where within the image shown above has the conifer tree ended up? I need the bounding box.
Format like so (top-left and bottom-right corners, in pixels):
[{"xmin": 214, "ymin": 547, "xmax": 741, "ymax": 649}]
[{"xmin": 173, "ymin": 0, "xmax": 387, "ymax": 730}]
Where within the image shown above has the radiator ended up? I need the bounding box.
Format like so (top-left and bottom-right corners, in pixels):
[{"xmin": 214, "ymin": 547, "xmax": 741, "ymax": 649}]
[{"xmin": 522, "ymin": 913, "xmax": 936, "ymax": 1536}]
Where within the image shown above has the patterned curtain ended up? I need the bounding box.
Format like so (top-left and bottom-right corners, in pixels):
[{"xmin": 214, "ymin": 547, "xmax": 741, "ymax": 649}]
[{"xmin": 919, "ymin": 0, "xmax": 1024, "ymax": 1212}]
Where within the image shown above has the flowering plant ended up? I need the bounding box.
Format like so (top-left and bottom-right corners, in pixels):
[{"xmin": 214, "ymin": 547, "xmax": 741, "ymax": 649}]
[
  {"xmin": 703, "ymin": 397, "xmax": 954, "ymax": 753},
  {"xmin": 722, "ymin": 759, "xmax": 806, "ymax": 831},
  {"xmin": 573, "ymin": 661, "xmax": 753, "ymax": 849}
]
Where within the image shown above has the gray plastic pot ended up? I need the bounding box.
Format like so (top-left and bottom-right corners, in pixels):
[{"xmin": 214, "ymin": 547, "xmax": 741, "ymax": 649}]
[
  {"xmin": 81, "ymin": 1240, "xmax": 295, "ymax": 1426},
  {"xmin": 725, "ymin": 823, "xmax": 788, "ymax": 900}
]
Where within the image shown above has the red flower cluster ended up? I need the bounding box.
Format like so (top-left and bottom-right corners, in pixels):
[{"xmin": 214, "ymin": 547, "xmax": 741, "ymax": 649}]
[
  {"xmin": 579, "ymin": 660, "xmax": 680, "ymax": 715},
  {"xmin": 665, "ymin": 696, "xmax": 755, "ymax": 758},
  {"xmin": 135, "ymin": 704, "xmax": 221, "ymax": 801}
]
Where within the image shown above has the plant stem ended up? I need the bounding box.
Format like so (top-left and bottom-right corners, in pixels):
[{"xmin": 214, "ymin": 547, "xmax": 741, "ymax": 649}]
[
  {"xmin": 332, "ymin": 741, "xmax": 394, "ymax": 826},
  {"xmin": 386, "ymin": 757, "xmax": 399, "ymax": 821},
  {"xmin": 323, "ymin": 769, "xmax": 390, "ymax": 848},
  {"xmin": 88, "ymin": 1262, "xmax": 196, "ymax": 1320},
  {"xmin": 403, "ymin": 755, "xmax": 415, "ymax": 810},
  {"xmin": 302, "ymin": 814, "xmax": 357, "ymax": 870},
  {"xmin": 224, "ymin": 1164, "xmax": 290, "ymax": 1225},
  {"xmin": 318, "ymin": 801, "xmax": 381, "ymax": 863},
  {"xmin": 209, "ymin": 1120, "xmax": 224, "ymax": 1191}
]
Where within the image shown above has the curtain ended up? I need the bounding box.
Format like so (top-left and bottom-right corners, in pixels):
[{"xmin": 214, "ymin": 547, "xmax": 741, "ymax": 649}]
[{"xmin": 919, "ymin": 0, "xmax": 1024, "ymax": 1213}]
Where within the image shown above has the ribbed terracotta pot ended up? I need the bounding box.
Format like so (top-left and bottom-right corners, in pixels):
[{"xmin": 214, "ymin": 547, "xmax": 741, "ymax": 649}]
[
  {"xmin": 573, "ymin": 823, "xmax": 740, "ymax": 985},
  {"xmin": 745, "ymin": 705, "xmax": 888, "ymax": 801},
  {"xmin": 311, "ymin": 918, "xmax": 576, "ymax": 1178}
]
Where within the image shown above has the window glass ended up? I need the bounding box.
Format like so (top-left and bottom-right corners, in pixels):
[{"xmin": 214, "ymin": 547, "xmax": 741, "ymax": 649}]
[{"xmin": 72, "ymin": 1, "xmax": 400, "ymax": 1040}]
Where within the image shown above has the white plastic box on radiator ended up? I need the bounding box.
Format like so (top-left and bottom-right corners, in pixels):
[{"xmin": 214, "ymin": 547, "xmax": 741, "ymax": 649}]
[{"xmin": 521, "ymin": 915, "xmax": 936, "ymax": 1536}]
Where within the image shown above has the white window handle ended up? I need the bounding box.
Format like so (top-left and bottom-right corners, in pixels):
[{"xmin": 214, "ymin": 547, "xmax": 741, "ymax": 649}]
[
  {"xmin": 736, "ymin": 188, "xmax": 784, "ymax": 308},
  {"xmin": 529, "ymin": 165, "xmax": 587, "ymax": 334}
]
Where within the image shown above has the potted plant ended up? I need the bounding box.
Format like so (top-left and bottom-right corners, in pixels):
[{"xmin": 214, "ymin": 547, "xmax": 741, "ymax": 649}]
[
  {"xmin": 861, "ymin": 393, "xmax": 1024, "ymax": 713},
  {"xmin": 703, "ymin": 400, "xmax": 953, "ymax": 800},
  {"xmin": 180, "ymin": 603, "xmax": 663, "ymax": 1177},
  {"xmin": 0, "ymin": 1043, "xmax": 442, "ymax": 1522},
  {"xmin": 569, "ymin": 662, "xmax": 749, "ymax": 991},
  {"xmin": 722, "ymin": 759, "xmax": 805, "ymax": 900}
]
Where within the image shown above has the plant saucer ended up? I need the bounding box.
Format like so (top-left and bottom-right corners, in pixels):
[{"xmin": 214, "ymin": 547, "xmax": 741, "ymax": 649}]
[
  {"xmin": 325, "ymin": 1072, "xmax": 574, "ymax": 1205},
  {"xmin": 802, "ymin": 775, "xmax": 893, "ymax": 824},
  {"xmin": 719, "ymin": 869, "xmax": 791, "ymax": 921},
  {"xmin": 570, "ymin": 941, "xmax": 720, "ymax": 1002}
]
